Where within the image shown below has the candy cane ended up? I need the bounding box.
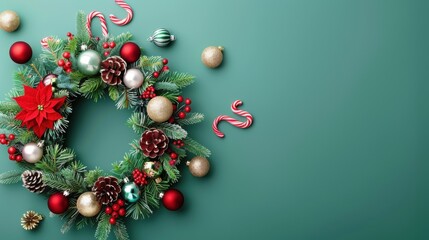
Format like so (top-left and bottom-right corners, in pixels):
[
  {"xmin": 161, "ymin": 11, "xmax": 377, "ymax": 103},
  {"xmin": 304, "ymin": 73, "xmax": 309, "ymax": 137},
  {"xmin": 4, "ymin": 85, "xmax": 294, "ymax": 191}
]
[
  {"xmin": 86, "ymin": 11, "xmax": 109, "ymax": 37},
  {"xmin": 109, "ymin": 0, "xmax": 134, "ymax": 26},
  {"xmin": 212, "ymin": 100, "xmax": 254, "ymax": 138},
  {"xmin": 40, "ymin": 37, "xmax": 53, "ymax": 49}
]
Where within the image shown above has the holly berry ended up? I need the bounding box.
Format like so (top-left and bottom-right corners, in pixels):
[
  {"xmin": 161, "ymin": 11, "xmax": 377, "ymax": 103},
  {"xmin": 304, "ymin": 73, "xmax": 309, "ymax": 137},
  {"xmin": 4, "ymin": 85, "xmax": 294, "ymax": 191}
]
[
  {"xmin": 185, "ymin": 98, "xmax": 192, "ymax": 105},
  {"xmin": 170, "ymin": 152, "xmax": 178, "ymax": 159},
  {"xmin": 112, "ymin": 203, "xmax": 120, "ymax": 212},
  {"xmin": 15, "ymin": 155, "xmax": 23, "ymax": 162},
  {"xmin": 117, "ymin": 199, "xmax": 125, "ymax": 207},
  {"xmin": 118, "ymin": 208, "xmax": 126, "ymax": 217},
  {"xmin": 66, "ymin": 68, "xmax": 72, "ymax": 74},
  {"xmin": 105, "ymin": 207, "xmax": 113, "ymax": 215},
  {"xmin": 168, "ymin": 117, "xmax": 175, "ymax": 123},
  {"xmin": 184, "ymin": 106, "xmax": 191, "ymax": 113},
  {"xmin": 104, "ymin": 51, "xmax": 110, "ymax": 57},
  {"xmin": 109, "ymin": 217, "xmax": 116, "ymax": 225},
  {"xmin": 62, "ymin": 51, "xmax": 71, "ymax": 59},
  {"xmin": 153, "ymin": 72, "xmax": 160, "ymax": 78},
  {"xmin": 7, "ymin": 147, "xmax": 16, "ymax": 154},
  {"xmin": 169, "ymin": 160, "xmax": 176, "ymax": 166},
  {"xmin": 0, "ymin": 139, "xmax": 7, "ymax": 145},
  {"xmin": 8, "ymin": 134, "xmax": 15, "ymax": 140},
  {"xmin": 177, "ymin": 96, "xmax": 183, "ymax": 103},
  {"xmin": 178, "ymin": 112, "xmax": 186, "ymax": 119},
  {"xmin": 162, "ymin": 58, "xmax": 168, "ymax": 65},
  {"xmin": 58, "ymin": 59, "xmax": 65, "ymax": 67},
  {"xmin": 65, "ymin": 61, "xmax": 72, "ymax": 69},
  {"xmin": 111, "ymin": 211, "xmax": 119, "ymax": 219},
  {"xmin": 0, "ymin": 134, "xmax": 6, "ymax": 139},
  {"xmin": 9, "ymin": 154, "xmax": 16, "ymax": 161},
  {"xmin": 109, "ymin": 42, "xmax": 116, "ymax": 48},
  {"xmin": 162, "ymin": 66, "xmax": 169, "ymax": 72},
  {"xmin": 103, "ymin": 42, "xmax": 109, "ymax": 49},
  {"xmin": 66, "ymin": 32, "xmax": 72, "ymax": 37},
  {"xmin": 141, "ymin": 86, "xmax": 156, "ymax": 99}
]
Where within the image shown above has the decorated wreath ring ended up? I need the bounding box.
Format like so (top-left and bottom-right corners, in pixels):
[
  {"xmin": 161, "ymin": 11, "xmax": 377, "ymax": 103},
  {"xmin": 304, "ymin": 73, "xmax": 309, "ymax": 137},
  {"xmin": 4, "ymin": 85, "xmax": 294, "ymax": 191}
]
[{"xmin": 0, "ymin": 12, "xmax": 211, "ymax": 239}]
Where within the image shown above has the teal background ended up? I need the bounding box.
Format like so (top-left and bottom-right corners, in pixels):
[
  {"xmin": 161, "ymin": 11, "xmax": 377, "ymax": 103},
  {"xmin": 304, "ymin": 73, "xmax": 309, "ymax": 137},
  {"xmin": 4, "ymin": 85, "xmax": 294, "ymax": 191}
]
[{"xmin": 0, "ymin": 0, "xmax": 428, "ymax": 239}]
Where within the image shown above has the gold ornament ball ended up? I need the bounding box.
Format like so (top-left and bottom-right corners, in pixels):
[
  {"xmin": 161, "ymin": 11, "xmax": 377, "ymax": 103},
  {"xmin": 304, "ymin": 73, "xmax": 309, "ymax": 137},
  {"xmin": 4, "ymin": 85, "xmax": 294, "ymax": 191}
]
[
  {"xmin": 76, "ymin": 192, "xmax": 101, "ymax": 217},
  {"xmin": 146, "ymin": 96, "xmax": 174, "ymax": 123},
  {"xmin": 201, "ymin": 46, "xmax": 224, "ymax": 68},
  {"xmin": 0, "ymin": 10, "xmax": 20, "ymax": 32},
  {"xmin": 187, "ymin": 156, "xmax": 211, "ymax": 177}
]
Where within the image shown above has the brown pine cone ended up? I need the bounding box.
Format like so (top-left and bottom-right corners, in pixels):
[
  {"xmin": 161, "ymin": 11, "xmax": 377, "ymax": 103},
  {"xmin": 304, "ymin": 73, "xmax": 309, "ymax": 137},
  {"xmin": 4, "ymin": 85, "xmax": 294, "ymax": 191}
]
[
  {"xmin": 100, "ymin": 56, "xmax": 127, "ymax": 85},
  {"xmin": 92, "ymin": 176, "xmax": 121, "ymax": 205},
  {"xmin": 140, "ymin": 129, "xmax": 169, "ymax": 158},
  {"xmin": 21, "ymin": 170, "xmax": 45, "ymax": 194}
]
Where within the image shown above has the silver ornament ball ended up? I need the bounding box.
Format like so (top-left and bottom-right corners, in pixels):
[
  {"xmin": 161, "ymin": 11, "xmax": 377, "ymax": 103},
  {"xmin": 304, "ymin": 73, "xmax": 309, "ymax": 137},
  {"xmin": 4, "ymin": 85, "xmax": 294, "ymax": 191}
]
[
  {"xmin": 123, "ymin": 69, "xmax": 144, "ymax": 89},
  {"xmin": 22, "ymin": 142, "xmax": 44, "ymax": 164},
  {"xmin": 76, "ymin": 192, "xmax": 101, "ymax": 217},
  {"xmin": 201, "ymin": 46, "xmax": 224, "ymax": 68},
  {"xmin": 187, "ymin": 156, "xmax": 211, "ymax": 177},
  {"xmin": 0, "ymin": 10, "xmax": 20, "ymax": 32},
  {"xmin": 77, "ymin": 50, "xmax": 102, "ymax": 76}
]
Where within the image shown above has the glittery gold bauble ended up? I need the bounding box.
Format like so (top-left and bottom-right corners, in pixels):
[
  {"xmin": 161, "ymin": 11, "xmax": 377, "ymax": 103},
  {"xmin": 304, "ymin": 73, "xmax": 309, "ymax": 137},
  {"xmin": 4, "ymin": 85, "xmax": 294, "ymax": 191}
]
[
  {"xmin": 146, "ymin": 96, "xmax": 173, "ymax": 123},
  {"xmin": 201, "ymin": 46, "xmax": 224, "ymax": 68},
  {"xmin": 0, "ymin": 10, "xmax": 20, "ymax": 32},
  {"xmin": 76, "ymin": 192, "xmax": 101, "ymax": 217},
  {"xmin": 187, "ymin": 156, "xmax": 210, "ymax": 177},
  {"xmin": 143, "ymin": 161, "xmax": 161, "ymax": 178}
]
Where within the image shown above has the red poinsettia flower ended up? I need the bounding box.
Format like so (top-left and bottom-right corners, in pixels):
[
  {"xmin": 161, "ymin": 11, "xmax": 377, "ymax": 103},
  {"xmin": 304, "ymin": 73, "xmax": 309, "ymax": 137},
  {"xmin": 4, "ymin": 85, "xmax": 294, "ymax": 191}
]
[{"xmin": 14, "ymin": 82, "xmax": 66, "ymax": 138}]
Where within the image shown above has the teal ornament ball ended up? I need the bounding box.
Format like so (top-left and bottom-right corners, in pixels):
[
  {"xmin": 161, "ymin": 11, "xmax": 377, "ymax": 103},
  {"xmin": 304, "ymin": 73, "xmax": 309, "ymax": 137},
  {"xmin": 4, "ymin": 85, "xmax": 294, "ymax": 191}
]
[
  {"xmin": 148, "ymin": 28, "xmax": 176, "ymax": 47},
  {"xmin": 122, "ymin": 181, "xmax": 141, "ymax": 203},
  {"xmin": 77, "ymin": 50, "xmax": 102, "ymax": 76}
]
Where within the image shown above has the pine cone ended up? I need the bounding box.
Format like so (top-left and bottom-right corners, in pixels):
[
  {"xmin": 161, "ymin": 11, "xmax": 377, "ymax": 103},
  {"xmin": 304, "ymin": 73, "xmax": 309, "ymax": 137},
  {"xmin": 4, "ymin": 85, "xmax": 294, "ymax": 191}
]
[
  {"xmin": 21, "ymin": 170, "xmax": 45, "ymax": 194},
  {"xmin": 92, "ymin": 176, "xmax": 121, "ymax": 205},
  {"xmin": 21, "ymin": 211, "xmax": 43, "ymax": 231},
  {"xmin": 140, "ymin": 129, "xmax": 169, "ymax": 158},
  {"xmin": 100, "ymin": 56, "xmax": 127, "ymax": 85}
]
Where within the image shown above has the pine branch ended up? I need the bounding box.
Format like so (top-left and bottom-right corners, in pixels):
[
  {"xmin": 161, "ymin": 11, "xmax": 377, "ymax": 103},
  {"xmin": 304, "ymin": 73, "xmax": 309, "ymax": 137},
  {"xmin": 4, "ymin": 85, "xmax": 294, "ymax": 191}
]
[
  {"xmin": 0, "ymin": 101, "xmax": 21, "ymax": 114},
  {"xmin": 108, "ymin": 86, "xmax": 120, "ymax": 101},
  {"xmin": 85, "ymin": 168, "xmax": 104, "ymax": 188},
  {"xmin": 114, "ymin": 222, "xmax": 130, "ymax": 240},
  {"xmin": 80, "ymin": 77, "xmax": 105, "ymax": 102},
  {"xmin": 127, "ymin": 112, "xmax": 153, "ymax": 134},
  {"xmin": 76, "ymin": 11, "xmax": 90, "ymax": 44},
  {"xmin": 139, "ymin": 56, "xmax": 163, "ymax": 72},
  {"xmin": 162, "ymin": 72, "xmax": 195, "ymax": 89},
  {"xmin": 95, "ymin": 213, "xmax": 112, "ymax": 240},
  {"xmin": 156, "ymin": 123, "xmax": 187, "ymax": 140},
  {"xmin": 154, "ymin": 82, "xmax": 178, "ymax": 91},
  {"xmin": 35, "ymin": 145, "xmax": 76, "ymax": 173},
  {"xmin": 161, "ymin": 155, "xmax": 180, "ymax": 183},
  {"xmin": 183, "ymin": 137, "xmax": 211, "ymax": 157},
  {"xmin": 177, "ymin": 113, "xmax": 205, "ymax": 125},
  {"xmin": 0, "ymin": 170, "xmax": 22, "ymax": 184},
  {"xmin": 126, "ymin": 195, "xmax": 153, "ymax": 220},
  {"xmin": 60, "ymin": 208, "xmax": 79, "ymax": 234}
]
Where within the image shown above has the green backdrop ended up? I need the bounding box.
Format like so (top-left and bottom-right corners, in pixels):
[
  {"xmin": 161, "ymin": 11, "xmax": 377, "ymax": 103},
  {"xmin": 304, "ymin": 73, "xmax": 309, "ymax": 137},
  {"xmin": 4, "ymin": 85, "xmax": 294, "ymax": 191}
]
[{"xmin": 0, "ymin": 0, "xmax": 427, "ymax": 239}]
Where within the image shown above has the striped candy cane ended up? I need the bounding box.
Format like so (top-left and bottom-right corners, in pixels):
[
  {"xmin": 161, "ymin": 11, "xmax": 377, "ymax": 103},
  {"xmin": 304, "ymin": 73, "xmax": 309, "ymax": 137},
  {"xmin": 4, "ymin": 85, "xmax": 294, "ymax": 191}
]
[
  {"xmin": 109, "ymin": 0, "xmax": 134, "ymax": 26},
  {"xmin": 212, "ymin": 100, "xmax": 254, "ymax": 138},
  {"xmin": 86, "ymin": 11, "xmax": 109, "ymax": 37},
  {"xmin": 40, "ymin": 37, "xmax": 54, "ymax": 49}
]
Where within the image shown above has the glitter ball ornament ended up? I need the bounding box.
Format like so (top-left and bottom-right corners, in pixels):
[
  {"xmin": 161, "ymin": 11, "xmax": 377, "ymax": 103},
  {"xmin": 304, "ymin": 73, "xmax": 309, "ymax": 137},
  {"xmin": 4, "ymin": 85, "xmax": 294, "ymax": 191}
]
[
  {"xmin": 9, "ymin": 41, "xmax": 32, "ymax": 64},
  {"xmin": 77, "ymin": 192, "xmax": 102, "ymax": 217},
  {"xmin": 146, "ymin": 96, "xmax": 173, "ymax": 123},
  {"xmin": 122, "ymin": 178, "xmax": 141, "ymax": 203},
  {"xmin": 201, "ymin": 46, "xmax": 224, "ymax": 68},
  {"xmin": 120, "ymin": 42, "xmax": 141, "ymax": 63},
  {"xmin": 148, "ymin": 28, "xmax": 176, "ymax": 47},
  {"xmin": 123, "ymin": 68, "xmax": 144, "ymax": 89},
  {"xmin": 161, "ymin": 189, "xmax": 184, "ymax": 211},
  {"xmin": 77, "ymin": 50, "xmax": 102, "ymax": 76},
  {"xmin": 187, "ymin": 156, "xmax": 211, "ymax": 177},
  {"xmin": 22, "ymin": 142, "xmax": 44, "ymax": 163},
  {"xmin": 0, "ymin": 10, "xmax": 20, "ymax": 32},
  {"xmin": 48, "ymin": 192, "xmax": 69, "ymax": 214}
]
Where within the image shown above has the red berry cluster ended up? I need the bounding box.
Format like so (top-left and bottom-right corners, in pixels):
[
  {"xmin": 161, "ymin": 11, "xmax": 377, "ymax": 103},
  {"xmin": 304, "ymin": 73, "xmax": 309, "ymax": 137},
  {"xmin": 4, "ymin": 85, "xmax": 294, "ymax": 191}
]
[
  {"xmin": 132, "ymin": 169, "xmax": 148, "ymax": 186},
  {"xmin": 140, "ymin": 86, "xmax": 156, "ymax": 99},
  {"xmin": 66, "ymin": 32, "xmax": 74, "ymax": 40},
  {"xmin": 57, "ymin": 51, "xmax": 73, "ymax": 73},
  {"xmin": 102, "ymin": 42, "xmax": 116, "ymax": 57},
  {"xmin": 0, "ymin": 134, "xmax": 22, "ymax": 162},
  {"xmin": 172, "ymin": 139, "xmax": 185, "ymax": 148},
  {"xmin": 169, "ymin": 152, "xmax": 178, "ymax": 166},
  {"xmin": 105, "ymin": 199, "xmax": 126, "ymax": 225},
  {"xmin": 177, "ymin": 96, "xmax": 192, "ymax": 119},
  {"xmin": 152, "ymin": 58, "xmax": 169, "ymax": 79}
]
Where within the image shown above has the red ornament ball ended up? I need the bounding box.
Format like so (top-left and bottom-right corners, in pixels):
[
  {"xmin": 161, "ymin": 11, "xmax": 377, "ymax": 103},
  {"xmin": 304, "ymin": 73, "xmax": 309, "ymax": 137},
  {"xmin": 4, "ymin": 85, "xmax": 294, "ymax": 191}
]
[
  {"xmin": 9, "ymin": 41, "xmax": 33, "ymax": 64},
  {"xmin": 48, "ymin": 192, "xmax": 70, "ymax": 214},
  {"xmin": 120, "ymin": 42, "xmax": 141, "ymax": 63},
  {"xmin": 162, "ymin": 189, "xmax": 184, "ymax": 211}
]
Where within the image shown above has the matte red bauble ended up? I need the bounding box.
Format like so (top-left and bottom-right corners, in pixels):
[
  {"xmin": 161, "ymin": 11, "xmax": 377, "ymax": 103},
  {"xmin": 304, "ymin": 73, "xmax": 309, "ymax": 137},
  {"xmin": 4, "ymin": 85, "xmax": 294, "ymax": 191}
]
[
  {"xmin": 162, "ymin": 189, "xmax": 184, "ymax": 211},
  {"xmin": 9, "ymin": 41, "xmax": 32, "ymax": 64},
  {"xmin": 48, "ymin": 192, "xmax": 69, "ymax": 214},
  {"xmin": 120, "ymin": 42, "xmax": 141, "ymax": 63}
]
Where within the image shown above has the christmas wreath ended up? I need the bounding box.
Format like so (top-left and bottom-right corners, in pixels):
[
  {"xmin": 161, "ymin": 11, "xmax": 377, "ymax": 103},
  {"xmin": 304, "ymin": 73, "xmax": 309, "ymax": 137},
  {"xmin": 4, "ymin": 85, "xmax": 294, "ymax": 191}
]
[{"xmin": 0, "ymin": 12, "xmax": 211, "ymax": 240}]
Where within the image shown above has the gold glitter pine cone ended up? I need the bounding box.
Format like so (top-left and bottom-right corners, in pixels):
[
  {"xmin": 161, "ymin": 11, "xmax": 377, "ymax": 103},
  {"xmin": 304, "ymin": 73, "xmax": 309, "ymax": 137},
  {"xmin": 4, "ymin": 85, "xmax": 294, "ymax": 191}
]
[{"xmin": 21, "ymin": 211, "xmax": 43, "ymax": 231}]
